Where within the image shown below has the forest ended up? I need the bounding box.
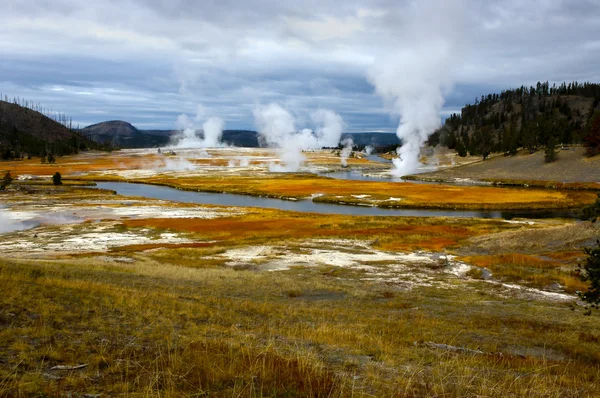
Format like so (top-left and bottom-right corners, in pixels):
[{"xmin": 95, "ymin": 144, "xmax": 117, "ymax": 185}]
[{"xmin": 431, "ymin": 81, "xmax": 600, "ymax": 159}]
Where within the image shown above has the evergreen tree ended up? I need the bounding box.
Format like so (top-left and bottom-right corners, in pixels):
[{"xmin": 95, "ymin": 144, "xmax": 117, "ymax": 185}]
[
  {"xmin": 577, "ymin": 240, "xmax": 600, "ymax": 312},
  {"xmin": 455, "ymin": 140, "xmax": 467, "ymax": 157},
  {"xmin": 52, "ymin": 172, "xmax": 62, "ymax": 185},
  {"xmin": 584, "ymin": 111, "xmax": 600, "ymax": 156},
  {"xmin": 544, "ymin": 136, "xmax": 557, "ymax": 163},
  {"xmin": 581, "ymin": 194, "xmax": 600, "ymax": 223}
]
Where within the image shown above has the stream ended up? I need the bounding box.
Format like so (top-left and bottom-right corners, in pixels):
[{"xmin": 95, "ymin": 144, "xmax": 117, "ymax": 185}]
[{"xmin": 95, "ymin": 182, "xmax": 578, "ymax": 220}]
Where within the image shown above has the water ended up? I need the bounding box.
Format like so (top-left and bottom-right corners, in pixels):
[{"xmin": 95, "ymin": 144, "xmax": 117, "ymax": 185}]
[
  {"xmin": 320, "ymin": 170, "xmax": 432, "ymax": 184},
  {"xmin": 365, "ymin": 154, "xmax": 391, "ymax": 164},
  {"xmin": 95, "ymin": 182, "xmax": 578, "ymax": 220}
]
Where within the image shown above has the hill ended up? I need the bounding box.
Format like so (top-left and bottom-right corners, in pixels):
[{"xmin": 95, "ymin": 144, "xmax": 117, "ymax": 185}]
[
  {"xmin": 82, "ymin": 122, "xmax": 258, "ymax": 148},
  {"xmin": 431, "ymin": 81, "xmax": 600, "ymax": 158},
  {"xmin": 0, "ymin": 100, "xmax": 98, "ymax": 160},
  {"xmin": 341, "ymin": 132, "xmax": 398, "ymax": 148},
  {"xmin": 82, "ymin": 121, "xmax": 172, "ymax": 149}
]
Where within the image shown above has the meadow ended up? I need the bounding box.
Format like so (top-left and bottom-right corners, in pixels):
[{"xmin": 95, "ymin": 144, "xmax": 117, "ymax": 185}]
[{"xmin": 1, "ymin": 149, "xmax": 599, "ymax": 397}]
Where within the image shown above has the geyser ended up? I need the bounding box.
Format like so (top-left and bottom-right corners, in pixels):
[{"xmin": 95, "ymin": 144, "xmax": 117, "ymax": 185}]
[{"xmin": 367, "ymin": 0, "xmax": 465, "ymax": 176}]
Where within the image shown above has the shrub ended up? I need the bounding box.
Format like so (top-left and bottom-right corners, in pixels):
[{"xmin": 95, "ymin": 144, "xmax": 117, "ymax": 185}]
[
  {"xmin": 0, "ymin": 171, "xmax": 13, "ymax": 190},
  {"xmin": 581, "ymin": 194, "xmax": 600, "ymax": 223},
  {"xmin": 52, "ymin": 171, "xmax": 62, "ymax": 185},
  {"xmin": 577, "ymin": 240, "xmax": 600, "ymax": 310}
]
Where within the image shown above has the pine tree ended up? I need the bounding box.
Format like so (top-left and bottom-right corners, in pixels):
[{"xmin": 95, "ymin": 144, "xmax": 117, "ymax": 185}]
[
  {"xmin": 584, "ymin": 111, "xmax": 600, "ymax": 156},
  {"xmin": 577, "ymin": 240, "xmax": 600, "ymax": 312},
  {"xmin": 544, "ymin": 136, "xmax": 557, "ymax": 163},
  {"xmin": 455, "ymin": 140, "xmax": 467, "ymax": 157},
  {"xmin": 52, "ymin": 172, "xmax": 62, "ymax": 186}
]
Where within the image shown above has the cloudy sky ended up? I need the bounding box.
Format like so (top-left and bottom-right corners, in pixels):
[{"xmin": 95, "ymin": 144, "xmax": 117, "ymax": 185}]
[{"xmin": 1, "ymin": 0, "xmax": 599, "ymax": 132}]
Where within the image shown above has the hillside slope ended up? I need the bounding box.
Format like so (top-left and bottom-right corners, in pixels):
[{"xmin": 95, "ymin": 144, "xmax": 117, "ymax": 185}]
[
  {"xmin": 0, "ymin": 100, "xmax": 97, "ymax": 159},
  {"xmin": 414, "ymin": 147, "xmax": 600, "ymax": 185}
]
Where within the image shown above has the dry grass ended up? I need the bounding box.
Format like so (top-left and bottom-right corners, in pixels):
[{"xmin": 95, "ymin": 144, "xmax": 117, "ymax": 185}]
[
  {"xmin": 464, "ymin": 222, "xmax": 600, "ymax": 254},
  {"xmin": 459, "ymin": 222, "xmax": 600, "ymax": 293},
  {"xmin": 1, "ymin": 254, "xmax": 600, "ymax": 397},
  {"xmin": 463, "ymin": 253, "xmax": 588, "ymax": 293}
]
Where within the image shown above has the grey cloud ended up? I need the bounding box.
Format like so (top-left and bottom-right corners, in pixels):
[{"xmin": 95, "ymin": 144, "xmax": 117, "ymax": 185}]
[{"xmin": 0, "ymin": 0, "xmax": 598, "ymax": 131}]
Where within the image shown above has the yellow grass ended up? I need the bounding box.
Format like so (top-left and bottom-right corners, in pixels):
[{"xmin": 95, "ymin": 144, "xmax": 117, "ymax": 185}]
[{"xmin": 2, "ymin": 254, "xmax": 600, "ymax": 396}]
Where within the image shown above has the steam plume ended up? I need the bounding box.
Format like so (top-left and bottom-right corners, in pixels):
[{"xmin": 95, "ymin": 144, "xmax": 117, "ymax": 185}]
[
  {"xmin": 367, "ymin": 0, "xmax": 465, "ymax": 176},
  {"xmin": 172, "ymin": 107, "xmax": 225, "ymax": 148},
  {"xmin": 253, "ymin": 103, "xmax": 345, "ymax": 172},
  {"xmin": 340, "ymin": 138, "xmax": 354, "ymax": 167}
]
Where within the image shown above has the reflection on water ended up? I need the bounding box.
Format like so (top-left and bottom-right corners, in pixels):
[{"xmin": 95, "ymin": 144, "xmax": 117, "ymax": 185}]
[{"xmin": 96, "ymin": 182, "xmax": 577, "ymax": 220}]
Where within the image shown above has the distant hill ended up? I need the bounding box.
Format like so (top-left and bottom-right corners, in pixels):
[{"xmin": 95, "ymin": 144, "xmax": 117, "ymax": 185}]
[
  {"xmin": 341, "ymin": 132, "xmax": 398, "ymax": 148},
  {"xmin": 82, "ymin": 120, "xmax": 398, "ymax": 149},
  {"xmin": 0, "ymin": 100, "xmax": 98, "ymax": 160},
  {"xmin": 82, "ymin": 121, "xmax": 172, "ymax": 149},
  {"xmin": 82, "ymin": 121, "xmax": 259, "ymax": 148},
  {"xmin": 431, "ymin": 81, "xmax": 600, "ymax": 158},
  {"xmin": 221, "ymin": 130, "xmax": 260, "ymax": 147}
]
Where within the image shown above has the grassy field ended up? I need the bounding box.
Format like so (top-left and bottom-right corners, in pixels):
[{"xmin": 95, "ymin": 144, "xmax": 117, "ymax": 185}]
[
  {"xmin": 2, "ymin": 151, "xmax": 600, "ymax": 396},
  {"xmin": 2, "ymin": 248, "xmax": 600, "ymax": 396}
]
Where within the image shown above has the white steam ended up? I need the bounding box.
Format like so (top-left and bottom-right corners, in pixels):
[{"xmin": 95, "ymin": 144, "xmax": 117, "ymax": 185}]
[
  {"xmin": 228, "ymin": 157, "xmax": 250, "ymax": 167},
  {"xmin": 172, "ymin": 107, "xmax": 225, "ymax": 149},
  {"xmin": 253, "ymin": 103, "xmax": 344, "ymax": 172},
  {"xmin": 367, "ymin": 0, "xmax": 465, "ymax": 176},
  {"xmin": 340, "ymin": 138, "xmax": 354, "ymax": 167},
  {"xmin": 364, "ymin": 145, "xmax": 374, "ymax": 156},
  {"xmin": 155, "ymin": 157, "xmax": 198, "ymax": 172},
  {"xmin": 201, "ymin": 117, "xmax": 225, "ymax": 147},
  {"xmin": 0, "ymin": 208, "xmax": 32, "ymax": 233},
  {"xmin": 311, "ymin": 109, "xmax": 344, "ymax": 148}
]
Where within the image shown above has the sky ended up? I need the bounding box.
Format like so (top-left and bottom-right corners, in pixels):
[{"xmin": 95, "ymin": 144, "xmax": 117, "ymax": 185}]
[{"xmin": 1, "ymin": 0, "xmax": 599, "ymax": 132}]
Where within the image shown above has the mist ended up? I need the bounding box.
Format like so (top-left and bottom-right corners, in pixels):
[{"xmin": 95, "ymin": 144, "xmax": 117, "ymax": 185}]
[
  {"xmin": 367, "ymin": 0, "xmax": 466, "ymax": 177},
  {"xmin": 340, "ymin": 138, "xmax": 354, "ymax": 167},
  {"xmin": 155, "ymin": 157, "xmax": 198, "ymax": 172},
  {"xmin": 0, "ymin": 208, "xmax": 32, "ymax": 233},
  {"xmin": 253, "ymin": 104, "xmax": 345, "ymax": 172},
  {"xmin": 171, "ymin": 107, "xmax": 226, "ymax": 149}
]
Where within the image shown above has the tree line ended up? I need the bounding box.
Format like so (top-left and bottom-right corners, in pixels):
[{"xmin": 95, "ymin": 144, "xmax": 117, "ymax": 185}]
[
  {"xmin": 0, "ymin": 96, "xmax": 101, "ymax": 161},
  {"xmin": 430, "ymin": 81, "xmax": 600, "ymax": 160}
]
